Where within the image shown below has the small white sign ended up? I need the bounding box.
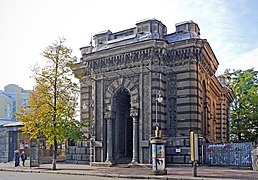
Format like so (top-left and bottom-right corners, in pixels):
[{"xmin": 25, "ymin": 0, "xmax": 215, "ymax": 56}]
[{"xmin": 176, "ymin": 148, "xmax": 181, "ymax": 153}]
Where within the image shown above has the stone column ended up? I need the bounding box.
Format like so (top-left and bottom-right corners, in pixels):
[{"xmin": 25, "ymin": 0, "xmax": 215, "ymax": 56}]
[
  {"xmin": 130, "ymin": 108, "xmax": 139, "ymax": 164},
  {"xmin": 105, "ymin": 112, "xmax": 113, "ymax": 163}
]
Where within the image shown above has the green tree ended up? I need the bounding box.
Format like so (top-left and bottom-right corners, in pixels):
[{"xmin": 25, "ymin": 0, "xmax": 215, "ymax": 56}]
[
  {"xmin": 16, "ymin": 38, "xmax": 86, "ymax": 170},
  {"xmin": 224, "ymin": 68, "xmax": 258, "ymax": 142}
]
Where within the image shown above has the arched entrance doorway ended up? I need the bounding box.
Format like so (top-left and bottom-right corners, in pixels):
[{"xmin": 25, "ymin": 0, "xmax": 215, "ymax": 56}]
[{"xmin": 111, "ymin": 88, "xmax": 133, "ymax": 164}]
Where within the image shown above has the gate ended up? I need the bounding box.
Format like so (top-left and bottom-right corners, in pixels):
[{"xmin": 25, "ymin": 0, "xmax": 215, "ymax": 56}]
[{"xmin": 203, "ymin": 142, "xmax": 252, "ymax": 167}]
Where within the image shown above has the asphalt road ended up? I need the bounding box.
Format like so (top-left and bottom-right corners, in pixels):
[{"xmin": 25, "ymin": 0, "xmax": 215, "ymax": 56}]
[{"xmin": 0, "ymin": 171, "xmax": 125, "ymax": 180}]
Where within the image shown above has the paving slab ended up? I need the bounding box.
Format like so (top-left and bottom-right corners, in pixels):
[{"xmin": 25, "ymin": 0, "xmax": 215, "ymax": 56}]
[{"xmin": 0, "ymin": 161, "xmax": 258, "ymax": 179}]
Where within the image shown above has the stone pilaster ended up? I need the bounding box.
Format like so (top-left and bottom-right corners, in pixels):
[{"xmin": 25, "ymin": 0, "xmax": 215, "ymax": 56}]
[
  {"xmin": 104, "ymin": 112, "xmax": 113, "ymax": 164},
  {"xmin": 130, "ymin": 108, "xmax": 139, "ymax": 164}
]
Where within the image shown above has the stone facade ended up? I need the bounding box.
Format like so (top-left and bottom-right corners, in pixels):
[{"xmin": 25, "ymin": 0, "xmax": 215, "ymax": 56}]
[{"xmin": 70, "ymin": 19, "xmax": 234, "ymax": 165}]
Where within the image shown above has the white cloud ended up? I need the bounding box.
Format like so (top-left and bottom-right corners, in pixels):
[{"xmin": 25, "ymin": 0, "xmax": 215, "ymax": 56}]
[{"xmin": 218, "ymin": 47, "xmax": 258, "ymax": 73}]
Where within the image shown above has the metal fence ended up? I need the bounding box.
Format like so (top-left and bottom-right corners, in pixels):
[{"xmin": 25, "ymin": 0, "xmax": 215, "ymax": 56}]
[{"xmin": 203, "ymin": 142, "xmax": 253, "ymax": 167}]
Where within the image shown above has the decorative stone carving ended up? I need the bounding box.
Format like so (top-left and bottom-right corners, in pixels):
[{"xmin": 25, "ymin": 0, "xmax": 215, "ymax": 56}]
[
  {"xmin": 130, "ymin": 107, "xmax": 138, "ymax": 117},
  {"xmin": 86, "ymin": 48, "xmax": 152, "ymax": 73},
  {"xmin": 166, "ymin": 72, "xmax": 177, "ymax": 137},
  {"xmin": 104, "ymin": 111, "xmax": 111, "ymax": 119},
  {"xmin": 143, "ymin": 73, "xmax": 150, "ymax": 140},
  {"xmin": 80, "ymin": 77, "xmax": 92, "ymax": 86}
]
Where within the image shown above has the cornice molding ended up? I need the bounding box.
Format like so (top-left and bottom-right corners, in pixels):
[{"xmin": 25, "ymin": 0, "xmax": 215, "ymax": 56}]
[{"xmin": 74, "ymin": 39, "xmax": 219, "ymax": 80}]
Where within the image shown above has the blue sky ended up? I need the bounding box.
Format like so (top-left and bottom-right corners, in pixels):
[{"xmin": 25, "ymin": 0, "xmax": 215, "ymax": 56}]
[{"xmin": 0, "ymin": 0, "xmax": 257, "ymax": 90}]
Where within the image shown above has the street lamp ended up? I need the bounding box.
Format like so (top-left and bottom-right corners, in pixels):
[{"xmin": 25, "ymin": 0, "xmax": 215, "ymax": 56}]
[
  {"xmin": 150, "ymin": 89, "xmax": 167, "ymax": 175},
  {"xmin": 155, "ymin": 90, "xmax": 163, "ymax": 136}
]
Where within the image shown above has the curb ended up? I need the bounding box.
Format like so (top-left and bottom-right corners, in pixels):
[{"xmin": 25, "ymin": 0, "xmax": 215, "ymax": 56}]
[
  {"xmin": 0, "ymin": 167, "xmax": 200, "ymax": 180},
  {"xmin": 0, "ymin": 168, "xmax": 159, "ymax": 179}
]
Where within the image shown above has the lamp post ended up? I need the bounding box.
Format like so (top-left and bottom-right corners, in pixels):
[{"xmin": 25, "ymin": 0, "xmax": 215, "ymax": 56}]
[
  {"xmin": 150, "ymin": 90, "xmax": 167, "ymax": 175},
  {"xmin": 155, "ymin": 91, "xmax": 163, "ymax": 133}
]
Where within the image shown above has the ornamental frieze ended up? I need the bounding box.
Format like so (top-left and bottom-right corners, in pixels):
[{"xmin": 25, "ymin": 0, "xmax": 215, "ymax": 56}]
[
  {"xmin": 87, "ymin": 48, "xmax": 153, "ymax": 72},
  {"xmin": 81, "ymin": 46, "xmax": 214, "ymax": 76}
]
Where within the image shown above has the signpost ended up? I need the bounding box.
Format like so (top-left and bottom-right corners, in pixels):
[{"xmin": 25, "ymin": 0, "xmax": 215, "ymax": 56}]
[{"xmin": 190, "ymin": 131, "xmax": 198, "ymax": 177}]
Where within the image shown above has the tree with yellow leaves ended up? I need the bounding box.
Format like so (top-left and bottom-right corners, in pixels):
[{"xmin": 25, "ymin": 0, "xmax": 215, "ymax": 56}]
[{"xmin": 16, "ymin": 38, "xmax": 86, "ymax": 170}]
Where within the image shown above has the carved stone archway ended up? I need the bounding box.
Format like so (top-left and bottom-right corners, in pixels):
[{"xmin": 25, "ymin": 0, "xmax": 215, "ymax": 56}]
[
  {"xmin": 104, "ymin": 77, "xmax": 139, "ymax": 164},
  {"xmin": 111, "ymin": 88, "xmax": 132, "ymax": 163}
]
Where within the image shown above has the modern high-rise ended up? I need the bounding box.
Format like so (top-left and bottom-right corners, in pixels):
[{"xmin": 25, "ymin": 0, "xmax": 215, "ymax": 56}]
[
  {"xmin": 0, "ymin": 90, "xmax": 13, "ymax": 120},
  {"xmin": 3, "ymin": 84, "xmax": 31, "ymax": 120},
  {"xmin": 0, "ymin": 84, "xmax": 31, "ymax": 162}
]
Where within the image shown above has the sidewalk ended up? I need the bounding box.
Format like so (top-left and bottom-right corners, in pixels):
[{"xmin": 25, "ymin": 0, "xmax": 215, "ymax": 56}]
[{"xmin": 1, "ymin": 161, "xmax": 258, "ymax": 180}]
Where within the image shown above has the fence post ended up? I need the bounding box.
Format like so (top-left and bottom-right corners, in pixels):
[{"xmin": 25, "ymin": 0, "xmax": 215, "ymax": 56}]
[{"xmin": 252, "ymin": 143, "xmax": 258, "ymax": 171}]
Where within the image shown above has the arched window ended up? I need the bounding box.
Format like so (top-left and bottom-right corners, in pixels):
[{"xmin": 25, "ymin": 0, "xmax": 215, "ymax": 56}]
[
  {"xmin": 210, "ymin": 102, "xmax": 216, "ymax": 141},
  {"xmin": 201, "ymin": 80, "xmax": 207, "ymax": 137}
]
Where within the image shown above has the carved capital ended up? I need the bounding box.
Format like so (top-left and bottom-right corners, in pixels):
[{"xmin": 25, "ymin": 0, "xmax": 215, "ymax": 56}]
[
  {"xmin": 104, "ymin": 111, "xmax": 111, "ymax": 119},
  {"xmin": 130, "ymin": 107, "xmax": 138, "ymax": 117}
]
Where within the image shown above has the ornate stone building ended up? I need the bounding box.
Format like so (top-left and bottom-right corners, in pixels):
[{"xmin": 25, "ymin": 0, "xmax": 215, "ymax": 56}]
[{"xmin": 70, "ymin": 19, "xmax": 234, "ymax": 165}]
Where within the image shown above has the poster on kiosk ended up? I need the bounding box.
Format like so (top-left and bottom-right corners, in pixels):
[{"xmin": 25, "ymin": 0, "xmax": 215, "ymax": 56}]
[{"xmin": 152, "ymin": 144, "xmax": 165, "ymax": 170}]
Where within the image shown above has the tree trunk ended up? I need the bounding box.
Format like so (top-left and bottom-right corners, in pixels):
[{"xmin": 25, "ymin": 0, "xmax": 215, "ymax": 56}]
[
  {"xmin": 52, "ymin": 137, "xmax": 58, "ymax": 170},
  {"xmin": 52, "ymin": 48, "xmax": 59, "ymax": 170},
  {"xmin": 238, "ymin": 133, "xmax": 242, "ymax": 142}
]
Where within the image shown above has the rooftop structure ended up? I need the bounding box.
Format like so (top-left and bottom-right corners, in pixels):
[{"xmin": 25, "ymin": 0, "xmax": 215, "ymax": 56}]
[{"xmin": 80, "ymin": 19, "xmax": 200, "ymax": 55}]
